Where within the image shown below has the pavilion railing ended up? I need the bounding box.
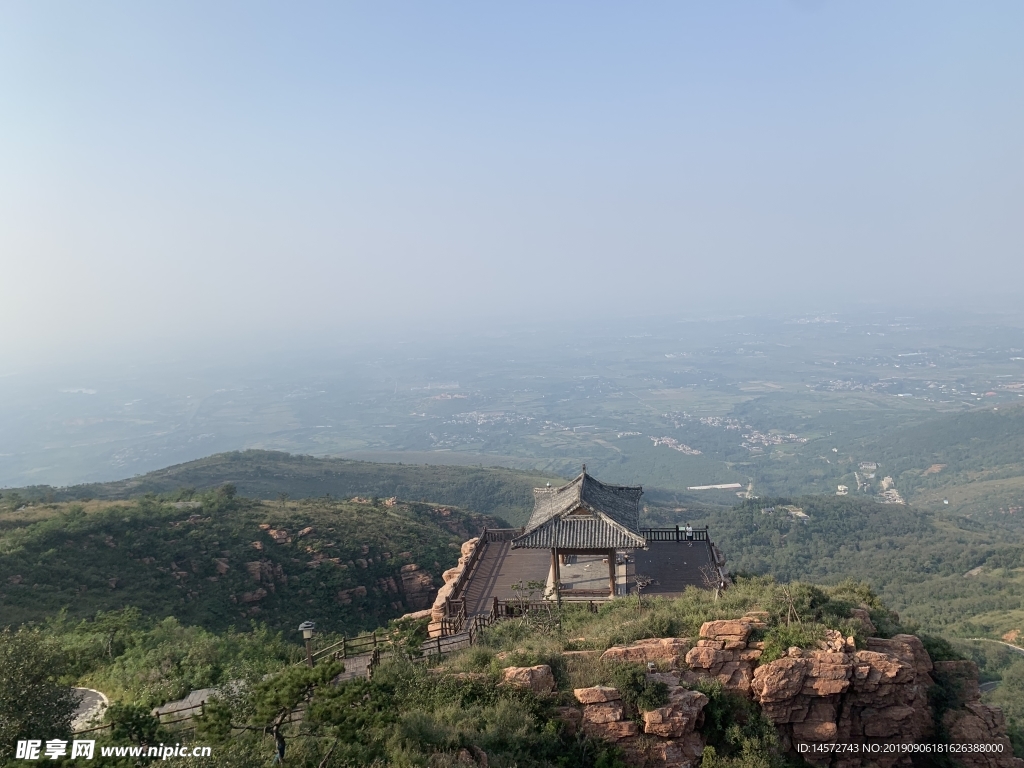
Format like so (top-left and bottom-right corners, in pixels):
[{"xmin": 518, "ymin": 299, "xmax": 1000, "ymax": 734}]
[{"xmin": 640, "ymin": 526, "xmax": 709, "ymax": 542}]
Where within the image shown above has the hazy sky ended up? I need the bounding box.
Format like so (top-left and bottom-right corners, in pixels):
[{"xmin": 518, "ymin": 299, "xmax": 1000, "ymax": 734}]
[{"xmin": 2, "ymin": 2, "xmax": 1022, "ymax": 362}]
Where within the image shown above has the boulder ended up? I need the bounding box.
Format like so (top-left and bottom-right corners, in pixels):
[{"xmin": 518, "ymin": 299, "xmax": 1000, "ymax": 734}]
[
  {"xmin": 600, "ymin": 637, "xmax": 691, "ymax": 667},
  {"xmin": 620, "ymin": 733, "xmax": 704, "ymax": 768},
  {"xmin": 699, "ymin": 618, "xmax": 759, "ymax": 648},
  {"xmin": 642, "ymin": 688, "xmax": 708, "ymax": 737},
  {"xmin": 581, "ymin": 701, "xmax": 625, "ymax": 724},
  {"xmin": 574, "ymin": 686, "xmax": 622, "ymax": 704},
  {"xmin": 501, "ymin": 665, "xmax": 555, "ymax": 694}
]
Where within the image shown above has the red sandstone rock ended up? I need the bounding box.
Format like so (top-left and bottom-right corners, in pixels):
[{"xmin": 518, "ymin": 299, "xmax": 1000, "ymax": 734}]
[
  {"xmin": 582, "ymin": 701, "xmax": 625, "ymax": 724},
  {"xmin": 620, "ymin": 733, "xmax": 704, "ymax": 768},
  {"xmin": 699, "ymin": 619, "xmax": 752, "ymax": 641},
  {"xmin": 582, "ymin": 720, "xmax": 638, "ymax": 741},
  {"xmin": 600, "ymin": 637, "xmax": 692, "ymax": 667},
  {"xmin": 501, "ymin": 665, "xmax": 555, "ymax": 694},
  {"xmin": 848, "ymin": 606, "xmax": 876, "ymax": 636},
  {"xmin": 642, "ymin": 688, "xmax": 708, "ymax": 737},
  {"xmin": 684, "ymin": 643, "xmax": 758, "ymax": 694},
  {"xmin": 574, "ymin": 686, "xmax": 622, "ymax": 704},
  {"xmin": 752, "ymin": 657, "xmax": 813, "ymax": 703}
]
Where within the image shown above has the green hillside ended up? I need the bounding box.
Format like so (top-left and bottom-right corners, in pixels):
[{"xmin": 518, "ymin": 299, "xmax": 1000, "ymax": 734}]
[
  {"xmin": 645, "ymin": 494, "xmax": 1024, "ymax": 639},
  {"xmin": 0, "ymin": 487, "xmax": 499, "ymax": 635},
  {"xmin": 8, "ymin": 450, "xmax": 562, "ymax": 527}
]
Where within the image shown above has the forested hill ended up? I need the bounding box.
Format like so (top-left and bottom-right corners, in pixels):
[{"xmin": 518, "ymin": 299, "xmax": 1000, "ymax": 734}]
[
  {"xmin": 6, "ymin": 450, "xmax": 563, "ymax": 527},
  {"xmin": 862, "ymin": 402, "xmax": 1024, "ymax": 476},
  {"xmin": 0, "ymin": 488, "xmax": 499, "ymax": 634},
  {"xmin": 646, "ymin": 494, "xmax": 1024, "ymax": 639}
]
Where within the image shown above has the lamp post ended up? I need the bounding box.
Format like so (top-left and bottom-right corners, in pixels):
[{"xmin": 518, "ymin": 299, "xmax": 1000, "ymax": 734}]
[{"xmin": 299, "ymin": 621, "xmax": 315, "ymax": 667}]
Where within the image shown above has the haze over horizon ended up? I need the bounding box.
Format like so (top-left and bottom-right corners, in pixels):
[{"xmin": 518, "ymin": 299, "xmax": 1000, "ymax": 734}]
[{"xmin": 2, "ymin": 2, "xmax": 1022, "ymax": 364}]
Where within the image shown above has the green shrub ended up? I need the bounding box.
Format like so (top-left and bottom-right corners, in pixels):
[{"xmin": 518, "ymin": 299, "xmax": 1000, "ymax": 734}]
[
  {"xmin": 920, "ymin": 634, "xmax": 965, "ymax": 663},
  {"xmin": 758, "ymin": 623, "xmax": 823, "ymax": 664},
  {"xmin": 696, "ymin": 679, "xmax": 783, "ymax": 767},
  {"xmin": 606, "ymin": 662, "xmax": 669, "ymax": 716}
]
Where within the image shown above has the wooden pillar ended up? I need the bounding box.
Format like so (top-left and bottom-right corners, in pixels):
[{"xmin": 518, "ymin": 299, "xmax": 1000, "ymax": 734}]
[
  {"xmin": 608, "ymin": 549, "xmax": 616, "ymax": 597},
  {"xmin": 551, "ymin": 548, "xmax": 561, "ymax": 588}
]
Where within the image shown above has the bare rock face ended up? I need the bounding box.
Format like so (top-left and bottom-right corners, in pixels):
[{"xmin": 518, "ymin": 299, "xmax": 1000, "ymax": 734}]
[
  {"xmin": 239, "ymin": 587, "xmax": 267, "ymax": 603},
  {"xmin": 684, "ymin": 640, "xmax": 762, "ymax": 694},
  {"xmin": 335, "ymin": 585, "xmax": 367, "ymax": 604},
  {"xmin": 681, "ymin": 615, "xmax": 766, "ymax": 694},
  {"xmin": 751, "ymin": 635, "xmax": 935, "ymax": 766},
  {"xmin": 573, "ymin": 623, "xmax": 1021, "ymax": 768},
  {"xmin": 399, "ymin": 563, "xmax": 436, "ymax": 610},
  {"xmin": 934, "ymin": 661, "xmax": 1024, "ymax": 768},
  {"xmin": 501, "ymin": 665, "xmax": 555, "ymax": 695},
  {"xmin": 601, "ymin": 638, "xmax": 692, "ymax": 668},
  {"xmin": 620, "ymin": 735, "xmax": 704, "ymax": 768},
  {"xmin": 427, "ymin": 537, "xmax": 480, "ymax": 636}
]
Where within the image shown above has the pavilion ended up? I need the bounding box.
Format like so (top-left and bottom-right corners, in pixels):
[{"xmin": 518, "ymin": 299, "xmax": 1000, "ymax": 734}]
[{"xmin": 511, "ymin": 467, "xmax": 646, "ymax": 597}]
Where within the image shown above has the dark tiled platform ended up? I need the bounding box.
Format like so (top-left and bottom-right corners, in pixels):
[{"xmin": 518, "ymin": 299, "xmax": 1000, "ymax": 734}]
[
  {"xmin": 632, "ymin": 540, "xmax": 716, "ymax": 595},
  {"xmin": 460, "ymin": 537, "xmax": 717, "ymax": 614}
]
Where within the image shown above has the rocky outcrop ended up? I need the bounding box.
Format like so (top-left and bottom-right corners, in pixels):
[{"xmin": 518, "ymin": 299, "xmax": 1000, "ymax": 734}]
[
  {"xmin": 244, "ymin": 559, "xmax": 285, "ymax": 586},
  {"xmin": 501, "ymin": 665, "xmax": 555, "ymax": 695},
  {"xmin": 748, "ymin": 634, "xmax": 937, "ymax": 766},
  {"xmin": 581, "ymin": 621, "xmax": 1021, "ymax": 768},
  {"xmin": 569, "ymin": 682, "xmax": 706, "ymax": 767},
  {"xmin": 848, "ymin": 605, "xmax": 876, "ymax": 636},
  {"xmin": 601, "ymin": 637, "xmax": 692, "ymax": 668},
  {"xmin": 683, "ymin": 616, "xmax": 765, "ymax": 693},
  {"xmin": 399, "ymin": 563, "xmax": 435, "ymax": 610},
  {"xmin": 426, "ymin": 537, "xmax": 479, "ymax": 635},
  {"xmin": 642, "ymin": 686, "xmax": 708, "ymax": 738},
  {"xmin": 335, "ymin": 585, "xmax": 367, "ymax": 604},
  {"xmin": 935, "ymin": 661, "xmax": 1024, "ymax": 768}
]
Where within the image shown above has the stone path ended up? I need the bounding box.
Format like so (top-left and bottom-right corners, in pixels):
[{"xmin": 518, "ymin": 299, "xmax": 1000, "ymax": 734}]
[{"xmin": 72, "ymin": 688, "xmax": 109, "ymax": 730}]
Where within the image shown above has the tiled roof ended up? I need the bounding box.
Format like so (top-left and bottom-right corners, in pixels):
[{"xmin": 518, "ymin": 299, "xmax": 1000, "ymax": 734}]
[
  {"xmin": 513, "ymin": 470, "xmax": 645, "ymax": 550},
  {"xmin": 512, "ymin": 515, "xmax": 647, "ymax": 549}
]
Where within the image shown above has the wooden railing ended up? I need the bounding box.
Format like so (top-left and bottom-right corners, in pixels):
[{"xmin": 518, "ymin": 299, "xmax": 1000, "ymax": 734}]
[
  {"xmin": 640, "ymin": 526, "xmax": 709, "ymax": 542},
  {"xmin": 559, "ymin": 589, "xmax": 611, "ymax": 599},
  {"xmin": 483, "ymin": 528, "xmax": 521, "ymax": 543},
  {"xmin": 441, "ymin": 527, "xmax": 523, "ymax": 631},
  {"xmin": 305, "ymin": 631, "xmax": 381, "ymax": 664}
]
